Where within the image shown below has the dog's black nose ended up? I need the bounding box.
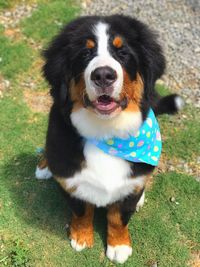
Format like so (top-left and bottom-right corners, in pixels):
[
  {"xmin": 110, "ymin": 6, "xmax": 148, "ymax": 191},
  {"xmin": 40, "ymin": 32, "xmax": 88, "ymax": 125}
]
[{"xmin": 91, "ymin": 66, "xmax": 117, "ymax": 88}]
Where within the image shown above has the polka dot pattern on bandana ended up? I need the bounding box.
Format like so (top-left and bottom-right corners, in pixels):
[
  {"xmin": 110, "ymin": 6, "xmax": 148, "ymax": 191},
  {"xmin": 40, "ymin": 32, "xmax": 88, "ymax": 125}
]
[{"xmin": 88, "ymin": 109, "xmax": 162, "ymax": 166}]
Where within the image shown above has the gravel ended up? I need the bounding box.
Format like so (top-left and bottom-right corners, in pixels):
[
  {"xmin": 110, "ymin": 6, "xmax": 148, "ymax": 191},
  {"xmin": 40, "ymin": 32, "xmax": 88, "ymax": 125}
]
[
  {"xmin": 81, "ymin": 0, "xmax": 200, "ymax": 108},
  {"xmin": 0, "ymin": 2, "xmax": 37, "ymax": 29}
]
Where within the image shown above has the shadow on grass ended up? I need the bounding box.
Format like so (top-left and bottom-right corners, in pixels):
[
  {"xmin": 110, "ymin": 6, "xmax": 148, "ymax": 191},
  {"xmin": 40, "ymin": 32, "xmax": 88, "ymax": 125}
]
[{"xmin": 2, "ymin": 153, "xmax": 107, "ymax": 244}]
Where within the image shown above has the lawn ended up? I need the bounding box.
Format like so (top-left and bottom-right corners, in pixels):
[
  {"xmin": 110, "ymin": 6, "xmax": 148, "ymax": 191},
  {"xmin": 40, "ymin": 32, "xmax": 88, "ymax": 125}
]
[{"xmin": 0, "ymin": 1, "xmax": 199, "ymax": 266}]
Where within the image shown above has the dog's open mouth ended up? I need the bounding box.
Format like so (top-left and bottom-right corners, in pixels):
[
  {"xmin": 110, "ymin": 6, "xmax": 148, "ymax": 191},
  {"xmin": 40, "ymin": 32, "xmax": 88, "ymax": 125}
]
[
  {"xmin": 92, "ymin": 95, "xmax": 120, "ymax": 115},
  {"xmin": 83, "ymin": 94, "xmax": 128, "ymax": 116}
]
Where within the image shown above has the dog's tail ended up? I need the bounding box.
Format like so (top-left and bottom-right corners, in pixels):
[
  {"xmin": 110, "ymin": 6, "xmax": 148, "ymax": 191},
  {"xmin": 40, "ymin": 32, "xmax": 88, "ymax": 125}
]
[{"xmin": 153, "ymin": 94, "xmax": 184, "ymax": 116}]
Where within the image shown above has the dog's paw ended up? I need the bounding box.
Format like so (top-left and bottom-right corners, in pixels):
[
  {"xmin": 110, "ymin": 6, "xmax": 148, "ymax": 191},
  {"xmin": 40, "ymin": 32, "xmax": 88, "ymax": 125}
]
[
  {"xmin": 136, "ymin": 191, "xmax": 145, "ymax": 212},
  {"xmin": 70, "ymin": 229, "xmax": 94, "ymax": 252},
  {"xmin": 71, "ymin": 239, "xmax": 86, "ymax": 252},
  {"xmin": 70, "ymin": 236, "xmax": 93, "ymax": 252},
  {"xmin": 35, "ymin": 166, "xmax": 52, "ymax": 179},
  {"xmin": 106, "ymin": 245, "xmax": 132, "ymax": 264},
  {"xmin": 174, "ymin": 95, "xmax": 185, "ymax": 111}
]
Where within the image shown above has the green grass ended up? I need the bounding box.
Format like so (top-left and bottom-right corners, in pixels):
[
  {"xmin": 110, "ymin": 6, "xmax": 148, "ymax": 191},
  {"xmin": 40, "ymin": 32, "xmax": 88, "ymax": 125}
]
[
  {"xmin": 0, "ymin": 1, "xmax": 199, "ymax": 266},
  {"xmin": 2, "ymin": 239, "xmax": 31, "ymax": 266},
  {"xmin": 0, "ymin": 35, "xmax": 34, "ymax": 80},
  {"xmin": 0, "ymin": 0, "xmax": 15, "ymax": 9},
  {"xmin": 21, "ymin": 0, "xmax": 79, "ymax": 46},
  {"xmin": 161, "ymin": 113, "xmax": 200, "ymax": 160},
  {"xmin": 156, "ymin": 84, "xmax": 200, "ymax": 161}
]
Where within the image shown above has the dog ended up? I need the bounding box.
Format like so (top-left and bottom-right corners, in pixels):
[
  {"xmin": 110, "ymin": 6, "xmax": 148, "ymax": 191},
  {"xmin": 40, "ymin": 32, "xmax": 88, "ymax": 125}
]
[{"xmin": 35, "ymin": 15, "xmax": 184, "ymax": 264}]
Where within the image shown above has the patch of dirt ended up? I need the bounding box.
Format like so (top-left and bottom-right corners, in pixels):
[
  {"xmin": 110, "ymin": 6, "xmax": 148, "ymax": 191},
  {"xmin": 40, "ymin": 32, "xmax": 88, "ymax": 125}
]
[
  {"xmin": 189, "ymin": 251, "xmax": 200, "ymax": 267},
  {"xmin": 4, "ymin": 27, "xmax": 21, "ymax": 39},
  {"xmin": 24, "ymin": 90, "xmax": 52, "ymax": 113}
]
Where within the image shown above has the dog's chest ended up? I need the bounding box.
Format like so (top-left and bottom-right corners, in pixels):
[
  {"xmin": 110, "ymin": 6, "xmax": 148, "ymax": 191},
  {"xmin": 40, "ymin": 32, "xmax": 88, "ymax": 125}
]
[{"xmin": 67, "ymin": 141, "xmax": 144, "ymax": 207}]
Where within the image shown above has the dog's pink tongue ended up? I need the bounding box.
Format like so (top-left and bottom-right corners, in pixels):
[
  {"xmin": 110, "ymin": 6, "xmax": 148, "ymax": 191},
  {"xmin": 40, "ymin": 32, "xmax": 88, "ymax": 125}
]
[
  {"xmin": 96, "ymin": 100, "xmax": 117, "ymax": 111},
  {"xmin": 95, "ymin": 95, "xmax": 118, "ymax": 111}
]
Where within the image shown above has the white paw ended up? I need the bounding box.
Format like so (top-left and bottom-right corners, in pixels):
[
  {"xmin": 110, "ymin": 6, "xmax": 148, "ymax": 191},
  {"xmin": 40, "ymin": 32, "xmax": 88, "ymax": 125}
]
[
  {"xmin": 71, "ymin": 239, "xmax": 86, "ymax": 252},
  {"xmin": 136, "ymin": 191, "xmax": 145, "ymax": 212},
  {"xmin": 175, "ymin": 96, "xmax": 184, "ymax": 110},
  {"xmin": 35, "ymin": 166, "xmax": 52, "ymax": 179},
  {"xmin": 106, "ymin": 245, "xmax": 132, "ymax": 264}
]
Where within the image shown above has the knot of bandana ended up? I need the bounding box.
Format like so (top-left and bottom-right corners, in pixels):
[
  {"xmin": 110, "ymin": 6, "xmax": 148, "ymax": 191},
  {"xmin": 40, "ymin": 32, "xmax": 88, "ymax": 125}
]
[{"xmin": 87, "ymin": 109, "xmax": 162, "ymax": 166}]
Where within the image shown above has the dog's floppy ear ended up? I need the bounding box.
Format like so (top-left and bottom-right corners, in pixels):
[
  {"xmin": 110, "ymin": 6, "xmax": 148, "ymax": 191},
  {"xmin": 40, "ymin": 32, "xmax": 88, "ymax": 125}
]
[
  {"xmin": 139, "ymin": 31, "xmax": 166, "ymax": 99},
  {"xmin": 42, "ymin": 33, "xmax": 72, "ymax": 106},
  {"xmin": 124, "ymin": 16, "xmax": 165, "ymax": 101},
  {"xmin": 43, "ymin": 17, "xmax": 89, "ymax": 106}
]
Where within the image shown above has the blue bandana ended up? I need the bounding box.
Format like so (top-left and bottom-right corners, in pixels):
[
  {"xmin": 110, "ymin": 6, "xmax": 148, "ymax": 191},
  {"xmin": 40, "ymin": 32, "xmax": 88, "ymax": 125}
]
[{"xmin": 87, "ymin": 109, "xmax": 162, "ymax": 166}]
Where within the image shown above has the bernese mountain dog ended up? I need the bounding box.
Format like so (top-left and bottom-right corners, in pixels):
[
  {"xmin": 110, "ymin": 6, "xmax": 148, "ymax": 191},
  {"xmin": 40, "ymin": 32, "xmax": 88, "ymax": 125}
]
[{"xmin": 35, "ymin": 15, "xmax": 184, "ymax": 264}]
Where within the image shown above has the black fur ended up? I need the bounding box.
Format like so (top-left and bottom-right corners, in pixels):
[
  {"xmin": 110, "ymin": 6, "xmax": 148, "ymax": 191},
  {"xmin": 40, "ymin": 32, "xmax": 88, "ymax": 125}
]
[
  {"xmin": 119, "ymin": 189, "xmax": 144, "ymax": 226},
  {"xmin": 153, "ymin": 94, "xmax": 182, "ymax": 115},
  {"xmin": 131, "ymin": 162, "xmax": 155, "ymax": 177},
  {"xmin": 46, "ymin": 103, "xmax": 84, "ymax": 177},
  {"xmin": 62, "ymin": 190, "xmax": 86, "ymax": 217}
]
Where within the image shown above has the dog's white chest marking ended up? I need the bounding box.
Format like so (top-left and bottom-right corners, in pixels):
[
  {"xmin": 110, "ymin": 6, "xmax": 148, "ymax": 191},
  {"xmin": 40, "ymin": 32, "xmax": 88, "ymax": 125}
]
[{"xmin": 66, "ymin": 142, "xmax": 144, "ymax": 207}]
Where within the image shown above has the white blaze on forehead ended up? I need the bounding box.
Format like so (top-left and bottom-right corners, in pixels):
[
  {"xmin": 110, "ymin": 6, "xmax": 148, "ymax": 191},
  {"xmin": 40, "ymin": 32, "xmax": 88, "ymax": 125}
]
[
  {"xmin": 83, "ymin": 21, "xmax": 123, "ymax": 102},
  {"xmin": 94, "ymin": 22, "xmax": 110, "ymax": 56}
]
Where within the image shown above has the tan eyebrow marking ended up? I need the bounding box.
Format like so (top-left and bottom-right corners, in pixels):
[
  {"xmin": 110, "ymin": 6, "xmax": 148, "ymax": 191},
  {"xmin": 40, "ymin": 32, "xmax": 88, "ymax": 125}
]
[
  {"xmin": 86, "ymin": 39, "xmax": 95, "ymax": 49},
  {"xmin": 113, "ymin": 36, "xmax": 123, "ymax": 48}
]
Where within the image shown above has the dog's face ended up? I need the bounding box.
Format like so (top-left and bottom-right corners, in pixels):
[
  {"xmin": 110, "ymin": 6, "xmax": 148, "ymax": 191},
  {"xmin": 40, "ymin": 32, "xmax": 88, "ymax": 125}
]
[
  {"xmin": 82, "ymin": 22, "xmax": 144, "ymax": 118},
  {"xmin": 43, "ymin": 15, "xmax": 165, "ymax": 138}
]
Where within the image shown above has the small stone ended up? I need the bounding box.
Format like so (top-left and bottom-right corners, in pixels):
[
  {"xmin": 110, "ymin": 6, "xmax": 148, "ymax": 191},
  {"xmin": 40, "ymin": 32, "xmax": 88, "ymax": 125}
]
[
  {"xmin": 170, "ymin": 197, "xmax": 176, "ymax": 202},
  {"xmin": 81, "ymin": 2, "xmax": 87, "ymax": 9},
  {"xmin": 54, "ymin": 20, "xmax": 63, "ymax": 26},
  {"xmin": 169, "ymin": 166, "xmax": 175, "ymax": 171},
  {"xmin": 4, "ymin": 80, "xmax": 10, "ymax": 88},
  {"xmin": 194, "ymin": 47, "xmax": 200, "ymax": 53},
  {"xmin": 157, "ymin": 79, "xmax": 165, "ymax": 85}
]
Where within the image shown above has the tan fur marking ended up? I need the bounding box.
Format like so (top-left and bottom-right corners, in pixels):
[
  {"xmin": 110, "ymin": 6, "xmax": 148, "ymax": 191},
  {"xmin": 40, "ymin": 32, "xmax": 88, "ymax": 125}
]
[
  {"xmin": 86, "ymin": 39, "xmax": 95, "ymax": 49},
  {"xmin": 38, "ymin": 158, "xmax": 48, "ymax": 169},
  {"xmin": 133, "ymin": 173, "xmax": 153, "ymax": 193},
  {"xmin": 113, "ymin": 36, "xmax": 123, "ymax": 48},
  {"xmin": 70, "ymin": 77, "xmax": 86, "ymax": 112},
  {"xmin": 134, "ymin": 185, "xmax": 143, "ymax": 194},
  {"xmin": 107, "ymin": 204, "xmax": 131, "ymax": 247},
  {"xmin": 121, "ymin": 72, "xmax": 144, "ymax": 112},
  {"xmin": 54, "ymin": 177, "xmax": 77, "ymax": 193},
  {"xmin": 70, "ymin": 204, "xmax": 94, "ymax": 248},
  {"xmin": 132, "ymin": 175, "xmax": 148, "ymax": 193}
]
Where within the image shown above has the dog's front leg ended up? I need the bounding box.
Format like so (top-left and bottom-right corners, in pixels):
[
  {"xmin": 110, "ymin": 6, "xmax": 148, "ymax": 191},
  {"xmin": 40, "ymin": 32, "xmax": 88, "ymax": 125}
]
[
  {"xmin": 106, "ymin": 190, "xmax": 144, "ymax": 264},
  {"xmin": 69, "ymin": 199, "xmax": 94, "ymax": 251}
]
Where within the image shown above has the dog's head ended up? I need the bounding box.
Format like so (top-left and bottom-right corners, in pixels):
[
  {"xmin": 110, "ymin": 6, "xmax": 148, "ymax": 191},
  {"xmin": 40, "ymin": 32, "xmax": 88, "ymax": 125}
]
[{"xmin": 43, "ymin": 15, "xmax": 165, "ymax": 139}]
